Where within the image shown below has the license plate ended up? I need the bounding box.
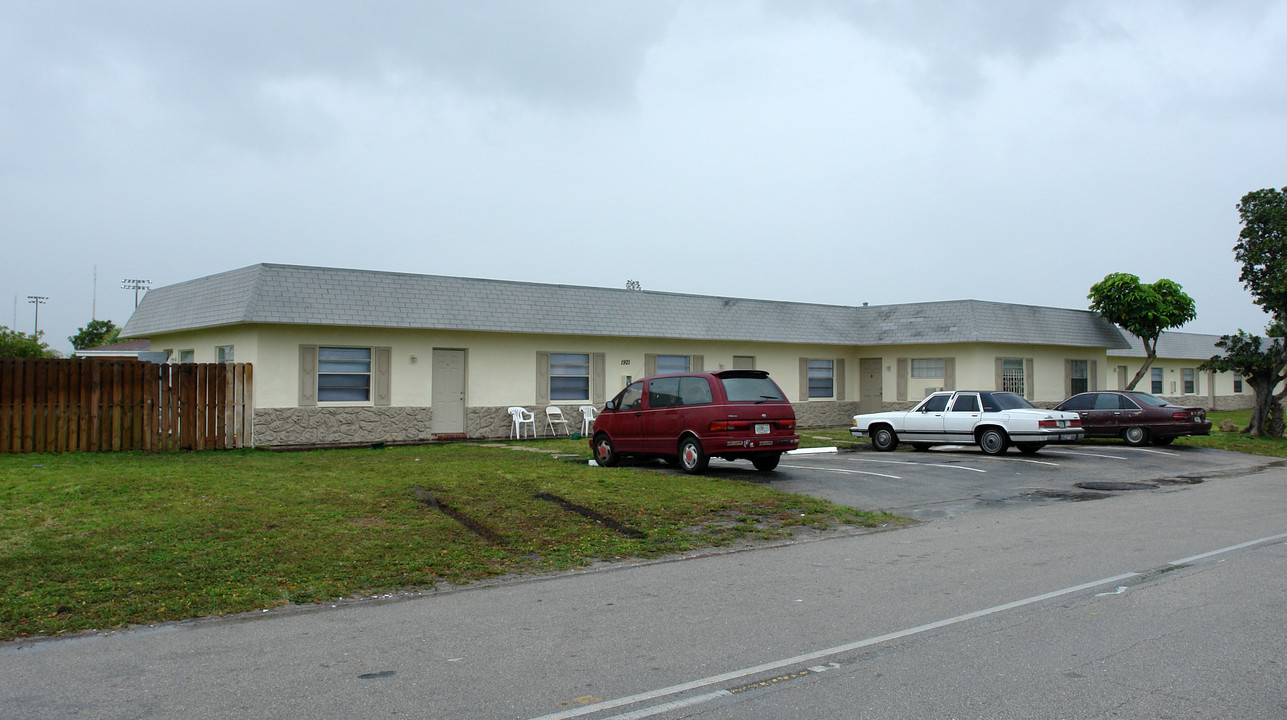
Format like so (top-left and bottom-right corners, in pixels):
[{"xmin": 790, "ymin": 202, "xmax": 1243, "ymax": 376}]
[
  {"xmin": 1062, "ymin": 434, "xmax": 1078, "ymax": 441},
  {"xmin": 755, "ymin": 423, "xmax": 771, "ymax": 435}
]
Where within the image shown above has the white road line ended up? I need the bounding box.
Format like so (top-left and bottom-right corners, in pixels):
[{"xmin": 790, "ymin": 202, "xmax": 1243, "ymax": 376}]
[
  {"xmin": 1170, "ymin": 532, "xmax": 1287, "ymax": 565},
  {"xmin": 526, "ymin": 532, "xmax": 1287, "ymax": 720},
  {"xmin": 779, "ymin": 464, "xmax": 901, "ymax": 480}
]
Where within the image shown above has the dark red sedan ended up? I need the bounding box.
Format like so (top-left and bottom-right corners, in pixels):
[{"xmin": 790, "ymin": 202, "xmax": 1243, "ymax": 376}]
[{"xmin": 1054, "ymin": 391, "xmax": 1211, "ymax": 446}]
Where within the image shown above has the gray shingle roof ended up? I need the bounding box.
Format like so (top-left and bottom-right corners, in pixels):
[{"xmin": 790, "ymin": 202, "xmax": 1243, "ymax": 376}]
[
  {"xmin": 1107, "ymin": 331, "xmax": 1223, "ymax": 360},
  {"xmin": 121, "ymin": 263, "xmax": 1131, "ymax": 349}
]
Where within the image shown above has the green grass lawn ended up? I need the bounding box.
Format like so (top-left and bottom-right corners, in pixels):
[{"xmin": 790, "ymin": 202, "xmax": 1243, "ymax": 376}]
[
  {"xmin": 5, "ymin": 411, "xmax": 1278, "ymax": 643},
  {"xmin": 0, "ymin": 441, "xmax": 900, "ymax": 641}
]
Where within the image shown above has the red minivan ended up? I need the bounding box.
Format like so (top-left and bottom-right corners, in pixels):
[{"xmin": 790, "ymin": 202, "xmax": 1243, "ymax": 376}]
[{"xmin": 590, "ymin": 370, "xmax": 799, "ymax": 474}]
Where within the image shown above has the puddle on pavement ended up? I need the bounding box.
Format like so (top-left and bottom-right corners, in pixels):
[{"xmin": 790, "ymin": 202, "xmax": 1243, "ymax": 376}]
[{"xmin": 1075, "ymin": 481, "xmax": 1158, "ymax": 491}]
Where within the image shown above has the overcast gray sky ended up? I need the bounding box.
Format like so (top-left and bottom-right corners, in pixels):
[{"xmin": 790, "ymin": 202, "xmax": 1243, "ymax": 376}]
[{"xmin": 3, "ymin": 1, "xmax": 1285, "ymax": 353}]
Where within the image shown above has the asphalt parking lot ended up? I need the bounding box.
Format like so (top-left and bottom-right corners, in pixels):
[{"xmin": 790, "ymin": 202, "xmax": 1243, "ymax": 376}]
[{"xmin": 702, "ymin": 443, "xmax": 1279, "ymax": 519}]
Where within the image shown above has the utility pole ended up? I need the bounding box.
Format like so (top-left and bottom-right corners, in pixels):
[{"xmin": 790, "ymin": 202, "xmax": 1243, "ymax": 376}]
[
  {"xmin": 28, "ymin": 295, "xmax": 47, "ymax": 335},
  {"xmin": 121, "ymin": 278, "xmax": 151, "ymax": 308}
]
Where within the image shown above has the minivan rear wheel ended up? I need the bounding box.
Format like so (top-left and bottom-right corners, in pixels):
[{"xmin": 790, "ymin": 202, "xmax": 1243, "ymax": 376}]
[
  {"xmin": 751, "ymin": 453, "xmax": 781, "ymax": 471},
  {"xmin": 678, "ymin": 436, "xmax": 709, "ymax": 474}
]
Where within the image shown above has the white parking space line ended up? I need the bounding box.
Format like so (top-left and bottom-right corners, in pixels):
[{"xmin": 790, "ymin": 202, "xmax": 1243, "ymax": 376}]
[
  {"xmin": 939, "ymin": 452, "xmax": 1060, "ymax": 467},
  {"xmin": 527, "ymin": 532, "xmax": 1287, "ymax": 720},
  {"xmin": 1045, "ymin": 449, "xmax": 1130, "ymax": 460},
  {"xmin": 850, "ymin": 457, "xmax": 988, "ymax": 474},
  {"xmin": 1132, "ymin": 447, "xmax": 1178, "ymax": 456},
  {"xmin": 780, "ymin": 464, "xmax": 901, "ymax": 480}
]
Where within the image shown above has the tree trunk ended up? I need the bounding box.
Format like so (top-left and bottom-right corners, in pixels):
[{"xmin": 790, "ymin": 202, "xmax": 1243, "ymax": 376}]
[
  {"xmin": 1246, "ymin": 377, "xmax": 1280, "ymax": 436},
  {"xmin": 1125, "ymin": 357, "xmax": 1153, "ymax": 392}
]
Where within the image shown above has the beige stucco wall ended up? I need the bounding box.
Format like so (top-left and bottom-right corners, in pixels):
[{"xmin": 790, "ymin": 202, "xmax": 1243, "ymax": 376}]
[
  {"xmin": 848, "ymin": 344, "xmax": 1112, "ymax": 406},
  {"xmin": 140, "ymin": 323, "xmax": 1251, "ymax": 446},
  {"xmin": 1107, "ymin": 356, "xmax": 1252, "ymax": 409},
  {"xmin": 145, "ymin": 325, "xmax": 865, "ymax": 409}
]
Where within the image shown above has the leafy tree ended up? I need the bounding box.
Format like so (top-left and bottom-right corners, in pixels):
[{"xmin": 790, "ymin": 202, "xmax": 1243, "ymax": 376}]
[
  {"xmin": 1088, "ymin": 272, "xmax": 1196, "ymax": 390},
  {"xmin": 69, "ymin": 319, "xmax": 121, "ymax": 351},
  {"xmin": 0, "ymin": 326, "xmax": 54, "ymax": 358},
  {"xmin": 1204, "ymin": 187, "xmax": 1287, "ymax": 436},
  {"xmin": 1233, "ymin": 187, "xmax": 1287, "ymax": 317},
  {"xmin": 1200, "ymin": 326, "xmax": 1287, "ymax": 437}
]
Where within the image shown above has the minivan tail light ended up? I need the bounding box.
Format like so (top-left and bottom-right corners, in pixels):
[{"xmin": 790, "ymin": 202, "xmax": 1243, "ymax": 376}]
[
  {"xmin": 708, "ymin": 419, "xmax": 794, "ymax": 432},
  {"xmin": 709, "ymin": 420, "xmax": 752, "ymax": 432}
]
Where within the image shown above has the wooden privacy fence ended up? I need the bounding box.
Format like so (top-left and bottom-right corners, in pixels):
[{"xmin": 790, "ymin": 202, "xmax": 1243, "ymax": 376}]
[{"xmin": 0, "ymin": 358, "xmax": 253, "ymax": 453}]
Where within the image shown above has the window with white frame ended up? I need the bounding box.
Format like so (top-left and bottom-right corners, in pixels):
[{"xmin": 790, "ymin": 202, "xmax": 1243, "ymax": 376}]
[
  {"xmin": 910, "ymin": 358, "xmax": 945, "ymax": 378},
  {"xmin": 1001, "ymin": 358, "xmax": 1024, "ymax": 395},
  {"xmin": 1183, "ymin": 368, "xmax": 1196, "ymax": 394},
  {"xmin": 655, "ymin": 355, "xmax": 690, "ymax": 375},
  {"xmin": 178, "ymin": 349, "xmax": 194, "ymax": 364},
  {"xmin": 807, "ymin": 359, "xmax": 835, "ymax": 398},
  {"xmin": 550, "ymin": 353, "xmax": 590, "ymax": 401},
  {"xmin": 1151, "ymin": 367, "xmax": 1163, "ymax": 394},
  {"xmin": 318, "ymin": 347, "xmax": 372, "ymax": 402},
  {"xmin": 1234, "ymin": 374, "xmax": 1243, "ymax": 393},
  {"xmin": 216, "ymin": 345, "xmax": 234, "ymax": 363}
]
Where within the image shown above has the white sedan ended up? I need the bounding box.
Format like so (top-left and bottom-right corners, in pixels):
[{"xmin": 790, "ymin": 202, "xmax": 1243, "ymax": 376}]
[{"xmin": 849, "ymin": 390, "xmax": 1084, "ymax": 455}]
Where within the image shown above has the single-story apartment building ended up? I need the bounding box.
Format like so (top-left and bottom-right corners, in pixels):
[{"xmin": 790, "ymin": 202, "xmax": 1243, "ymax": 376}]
[
  {"xmin": 119, "ymin": 263, "xmax": 1245, "ymax": 447},
  {"xmin": 1107, "ymin": 331, "xmax": 1243, "ymax": 410}
]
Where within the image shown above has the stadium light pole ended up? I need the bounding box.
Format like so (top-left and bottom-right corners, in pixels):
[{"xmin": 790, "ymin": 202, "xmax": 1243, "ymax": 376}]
[
  {"xmin": 27, "ymin": 295, "xmax": 47, "ymax": 335},
  {"xmin": 121, "ymin": 279, "xmax": 151, "ymax": 308}
]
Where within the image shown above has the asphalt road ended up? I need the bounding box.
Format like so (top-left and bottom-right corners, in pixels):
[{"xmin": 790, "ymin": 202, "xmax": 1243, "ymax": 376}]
[
  {"xmin": 741, "ymin": 441, "xmax": 1276, "ymax": 520},
  {"xmin": 2, "ymin": 446, "xmax": 1284, "ymax": 719}
]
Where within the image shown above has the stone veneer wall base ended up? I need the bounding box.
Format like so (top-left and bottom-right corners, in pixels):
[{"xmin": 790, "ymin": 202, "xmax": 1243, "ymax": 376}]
[{"xmin": 254, "ymin": 401, "xmax": 863, "ymax": 447}]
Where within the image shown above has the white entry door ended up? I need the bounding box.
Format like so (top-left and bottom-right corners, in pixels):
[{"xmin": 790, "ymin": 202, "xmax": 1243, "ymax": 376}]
[{"xmin": 432, "ymin": 349, "xmax": 466, "ymax": 435}]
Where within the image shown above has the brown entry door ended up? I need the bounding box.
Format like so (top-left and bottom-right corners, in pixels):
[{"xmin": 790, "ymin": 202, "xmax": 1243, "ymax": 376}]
[{"xmin": 859, "ymin": 358, "xmax": 883, "ymax": 414}]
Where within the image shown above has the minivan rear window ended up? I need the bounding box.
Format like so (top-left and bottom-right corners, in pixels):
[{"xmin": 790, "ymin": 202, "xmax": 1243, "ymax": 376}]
[{"xmin": 720, "ymin": 376, "xmax": 786, "ymax": 403}]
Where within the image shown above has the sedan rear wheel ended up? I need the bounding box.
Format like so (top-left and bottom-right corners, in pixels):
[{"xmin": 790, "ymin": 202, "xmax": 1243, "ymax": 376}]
[
  {"xmin": 871, "ymin": 426, "xmax": 899, "ymax": 452},
  {"xmin": 978, "ymin": 427, "xmax": 1010, "ymax": 455},
  {"xmin": 1123, "ymin": 426, "xmax": 1149, "ymax": 446}
]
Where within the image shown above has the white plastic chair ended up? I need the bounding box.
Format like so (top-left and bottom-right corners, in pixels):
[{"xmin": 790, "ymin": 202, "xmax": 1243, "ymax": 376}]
[
  {"xmin": 508, "ymin": 407, "xmax": 535, "ymax": 439},
  {"xmin": 579, "ymin": 405, "xmax": 598, "ymax": 435},
  {"xmin": 545, "ymin": 406, "xmax": 571, "ymax": 437}
]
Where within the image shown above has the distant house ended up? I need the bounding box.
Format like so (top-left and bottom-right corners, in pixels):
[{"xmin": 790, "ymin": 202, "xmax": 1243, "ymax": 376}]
[
  {"xmin": 71, "ymin": 338, "xmax": 165, "ymax": 362},
  {"xmin": 120, "ymin": 264, "xmax": 1241, "ymax": 447}
]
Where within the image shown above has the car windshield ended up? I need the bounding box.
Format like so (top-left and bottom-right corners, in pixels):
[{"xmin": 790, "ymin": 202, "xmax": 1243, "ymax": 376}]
[
  {"xmin": 720, "ymin": 376, "xmax": 785, "ymax": 403},
  {"xmin": 1126, "ymin": 392, "xmax": 1169, "ymax": 407},
  {"xmin": 989, "ymin": 392, "xmax": 1036, "ymax": 410}
]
